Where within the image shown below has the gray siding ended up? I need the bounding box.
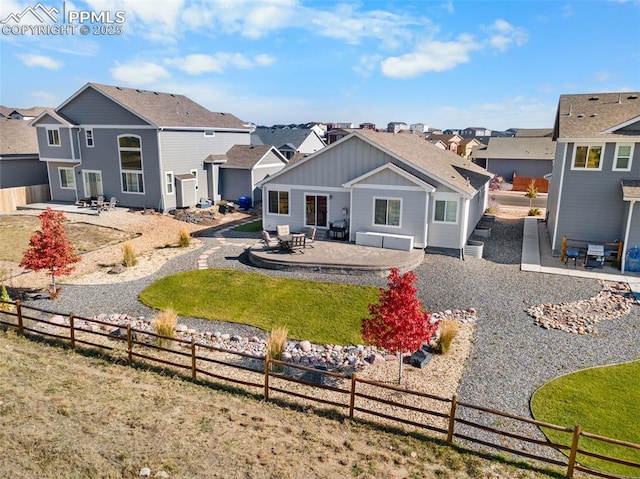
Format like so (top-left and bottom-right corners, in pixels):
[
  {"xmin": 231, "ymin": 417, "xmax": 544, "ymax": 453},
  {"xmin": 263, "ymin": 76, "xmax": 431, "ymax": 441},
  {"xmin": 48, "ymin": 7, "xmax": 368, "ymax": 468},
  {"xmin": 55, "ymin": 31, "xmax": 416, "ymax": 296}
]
[
  {"xmin": 627, "ymin": 204, "xmax": 640, "ymax": 251},
  {"xmin": 427, "ymin": 196, "xmax": 464, "ymax": 248},
  {"xmin": 546, "ymin": 142, "xmax": 565, "ymax": 247},
  {"xmin": 485, "ymin": 159, "xmax": 552, "ymax": 180},
  {"xmin": 551, "ymin": 142, "xmax": 640, "ymax": 251},
  {"xmin": 47, "ymin": 161, "xmax": 79, "ymax": 202},
  {"xmin": 0, "ymin": 157, "xmax": 48, "ymax": 188},
  {"xmin": 36, "ymin": 126, "xmax": 75, "ymax": 160},
  {"xmin": 59, "ymin": 87, "xmax": 149, "ymax": 125},
  {"xmin": 252, "ymin": 164, "xmax": 285, "ymax": 203},
  {"xmin": 358, "ymin": 169, "xmax": 417, "ymax": 186},
  {"xmin": 467, "ymin": 185, "xmax": 488, "ymax": 237},
  {"xmin": 220, "ymin": 169, "xmax": 251, "ymax": 202}
]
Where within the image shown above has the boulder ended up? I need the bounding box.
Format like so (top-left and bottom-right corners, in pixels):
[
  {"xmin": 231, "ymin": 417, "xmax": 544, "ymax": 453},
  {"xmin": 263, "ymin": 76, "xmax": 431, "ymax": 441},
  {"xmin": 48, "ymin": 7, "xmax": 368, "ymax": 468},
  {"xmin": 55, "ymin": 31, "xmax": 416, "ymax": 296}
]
[{"xmin": 410, "ymin": 349, "xmax": 432, "ymax": 369}]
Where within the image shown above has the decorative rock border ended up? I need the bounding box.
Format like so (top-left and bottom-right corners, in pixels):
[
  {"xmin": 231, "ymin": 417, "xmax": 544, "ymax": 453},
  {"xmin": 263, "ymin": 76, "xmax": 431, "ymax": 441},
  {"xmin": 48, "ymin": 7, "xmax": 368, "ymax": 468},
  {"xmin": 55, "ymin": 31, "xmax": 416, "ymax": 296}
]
[{"xmin": 196, "ymin": 218, "xmax": 257, "ymax": 270}]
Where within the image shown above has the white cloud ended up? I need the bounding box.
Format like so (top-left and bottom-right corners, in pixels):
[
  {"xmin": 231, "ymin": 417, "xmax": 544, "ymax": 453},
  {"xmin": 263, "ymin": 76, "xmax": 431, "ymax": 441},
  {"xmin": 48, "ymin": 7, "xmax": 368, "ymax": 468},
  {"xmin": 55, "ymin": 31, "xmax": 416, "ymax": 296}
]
[
  {"xmin": 594, "ymin": 72, "xmax": 614, "ymax": 82},
  {"xmin": 381, "ymin": 35, "xmax": 480, "ymax": 78},
  {"xmin": 167, "ymin": 53, "xmax": 276, "ymax": 75},
  {"xmin": 18, "ymin": 54, "xmax": 63, "ymax": 70},
  {"xmin": 111, "ymin": 61, "xmax": 171, "ymax": 86},
  {"xmin": 353, "ymin": 54, "xmax": 382, "ymax": 77},
  {"xmin": 486, "ymin": 19, "xmax": 528, "ymax": 52},
  {"xmin": 30, "ymin": 90, "xmax": 62, "ymax": 106}
]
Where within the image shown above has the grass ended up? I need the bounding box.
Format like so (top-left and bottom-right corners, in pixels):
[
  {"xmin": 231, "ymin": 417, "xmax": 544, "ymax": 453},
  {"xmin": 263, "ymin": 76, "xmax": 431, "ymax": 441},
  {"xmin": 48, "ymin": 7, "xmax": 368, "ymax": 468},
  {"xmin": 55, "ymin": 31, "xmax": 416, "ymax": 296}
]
[
  {"xmin": 0, "ymin": 215, "xmax": 135, "ymax": 264},
  {"xmin": 530, "ymin": 361, "xmax": 640, "ymax": 477},
  {"xmin": 139, "ymin": 269, "xmax": 379, "ymax": 344},
  {"xmin": 233, "ymin": 220, "xmax": 263, "ymax": 232},
  {"xmin": 0, "ymin": 330, "xmax": 560, "ymax": 479}
]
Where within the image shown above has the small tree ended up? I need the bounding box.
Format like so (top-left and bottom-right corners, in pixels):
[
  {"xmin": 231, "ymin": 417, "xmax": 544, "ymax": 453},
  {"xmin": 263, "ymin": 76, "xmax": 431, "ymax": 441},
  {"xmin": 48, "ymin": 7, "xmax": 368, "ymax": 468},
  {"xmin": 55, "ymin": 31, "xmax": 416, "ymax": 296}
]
[
  {"xmin": 19, "ymin": 208, "xmax": 80, "ymax": 298},
  {"xmin": 362, "ymin": 268, "xmax": 439, "ymax": 383},
  {"xmin": 525, "ymin": 179, "xmax": 538, "ymax": 208}
]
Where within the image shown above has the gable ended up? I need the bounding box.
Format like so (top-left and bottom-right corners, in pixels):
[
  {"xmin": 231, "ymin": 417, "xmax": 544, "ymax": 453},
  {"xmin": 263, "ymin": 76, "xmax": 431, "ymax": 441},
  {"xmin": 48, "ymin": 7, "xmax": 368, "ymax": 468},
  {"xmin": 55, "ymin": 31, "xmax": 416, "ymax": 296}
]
[
  {"xmin": 614, "ymin": 118, "xmax": 640, "ymax": 135},
  {"xmin": 58, "ymin": 87, "xmax": 150, "ymax": 126}
]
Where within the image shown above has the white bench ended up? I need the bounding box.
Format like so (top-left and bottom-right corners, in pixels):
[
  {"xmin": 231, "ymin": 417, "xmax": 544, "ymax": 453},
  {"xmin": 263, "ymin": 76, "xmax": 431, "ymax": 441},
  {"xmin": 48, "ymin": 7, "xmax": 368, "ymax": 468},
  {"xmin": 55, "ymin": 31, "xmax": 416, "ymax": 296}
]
[{"xmin": 355, "ymin": 232, "xmax": 414, "ymax": 251}]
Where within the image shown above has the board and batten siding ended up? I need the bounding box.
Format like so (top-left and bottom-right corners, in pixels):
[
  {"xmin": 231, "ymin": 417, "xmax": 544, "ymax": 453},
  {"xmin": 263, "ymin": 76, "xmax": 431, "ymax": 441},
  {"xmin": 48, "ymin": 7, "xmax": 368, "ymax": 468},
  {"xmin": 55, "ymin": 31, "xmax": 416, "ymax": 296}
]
[
  {"xmin": 159, "ymin": 130, "xmax": 250, "ymax": 208},
  {"xmin": 59, "ymin": 87, "xmax": 149, "ymax": 126},
  {"xmin": 552, "ymin": 142, "xmax": 639, "ymax": 251}
]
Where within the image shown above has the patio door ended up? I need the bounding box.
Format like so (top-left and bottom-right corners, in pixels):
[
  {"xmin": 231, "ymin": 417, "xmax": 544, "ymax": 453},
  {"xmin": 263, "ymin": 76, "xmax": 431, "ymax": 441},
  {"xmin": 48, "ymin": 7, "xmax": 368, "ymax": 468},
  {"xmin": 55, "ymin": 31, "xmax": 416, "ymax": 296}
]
[
  {"xmin": 305, "ymin": 194, "xmax": 328, "ymax": 227},
  {"xmin": 82, "ymin": 170, "xmax": 103, "ymax": 198}
]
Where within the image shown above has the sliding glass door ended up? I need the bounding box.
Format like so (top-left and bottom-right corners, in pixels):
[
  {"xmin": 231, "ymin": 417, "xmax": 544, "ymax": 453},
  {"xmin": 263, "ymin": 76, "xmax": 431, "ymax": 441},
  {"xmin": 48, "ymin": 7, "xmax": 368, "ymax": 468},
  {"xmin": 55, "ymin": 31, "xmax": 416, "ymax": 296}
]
[{"xmin": 305, "ymin": 194, "xmax": 328, "ymax": 227}]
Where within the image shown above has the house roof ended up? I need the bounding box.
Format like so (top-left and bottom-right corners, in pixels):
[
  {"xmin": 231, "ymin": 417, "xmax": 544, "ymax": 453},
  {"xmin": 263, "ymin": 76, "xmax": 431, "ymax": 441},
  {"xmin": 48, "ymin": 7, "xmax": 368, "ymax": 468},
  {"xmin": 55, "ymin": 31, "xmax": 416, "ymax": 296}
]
[
  {"xmin": 58, "ymin": 83, "xmax": 248, "ymax": 130},
  {"xmin": 515, "ymin": 128, "xmax": 553, "ymax": 138},
  {"xmin": 473, "ymin": 137, "xmax": 555, "ymax": 160},
  {"xmin": 622, "ymin": 179, "xmax": 640, "ymax": 201},
  {"xmin": 0, "ymin": 106, "xmax": 48, "ymax": 118},
  {"xmin": 553, "ymin": 92, "xmax": 640, "ymax": 140},
  {"xmin": 251, "ymin": 127, "xmax": 322, "ymax": 150},
  {"xmin": 0, "ymin": 118, "xmax": 39, "ymax": 156},
  {"xmin": 425, "ymin": 133, "xmax": 462, "ymax": 144},
  {"xmin": 215, "ymin": 145, "xmax": 285, "ymax": 169}
]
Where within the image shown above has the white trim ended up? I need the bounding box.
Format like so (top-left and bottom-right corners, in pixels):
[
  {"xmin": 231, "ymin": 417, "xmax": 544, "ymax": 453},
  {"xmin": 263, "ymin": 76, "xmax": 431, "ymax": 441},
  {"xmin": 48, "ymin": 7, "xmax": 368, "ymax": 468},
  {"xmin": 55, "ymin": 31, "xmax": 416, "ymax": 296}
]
[
  {"xmin": 165, "ymin": 171, "xmax": 175, "ymax": 195},
  {"xmin": 58, "ymin": 167, "xmax": 75, "ymax": 189},
  {"xmin": 39, "ymin": 157, "xmax": 80, "ymax": 163},
  {"xmin": 118, "ymin": 134, "xmax": 145, "ymax": 194},
  {"xmin": 351, "ymin": 184, "xmax": 426, "ymax": 192},
  {"xmin": 82, "ymin": 169, "xmax": 103, "ymax": 198},
  {"xmin": 373, "ymin": 196, "xmax": 402, "ymax": 228},
  {"xmin": 460, "ymin": 197, "xmax": 470, "ymax": 248},
  {"xmin": 190, "ymin": 168, "xmax": 199, "ymax": 204},
  {"xmin": 569, "ymin": 143, "xmax": 604, "ymax": 171},
  {"xmin": 613, "ymin": 143, "xmax": 634, "ymax": 171},
  {"xmin": 622, "ymin": 200, "xmax": 636, "ymax": 272},
  {"xmin": 261, "ymin": 183, "xmax": 347, "ymax": 192},
  {"xmin": 68, "ymin": 128, "xmax": 76, "ymax": 160},
  {"xmin": 266, "ymin": 188, "xmax": 291, "ymax": 216},
  {"xmin": 342, "ymin": 162, "xmax": 436, "ymax": 192},
  {"xmin": 160, "ymin": 126, "xmax": 252, "ymax": 132},
  {"xmin": 77, "ymin": 124, "xmax": 156, "ymax": 130},
  {"xmin": 602, "ymin": 114, "xmax": 640, "ymax": 134},
  {"xmin": 85, "ymin": 128, "xmax": 94, "ymax": 148},
  {"xmin": 551, "ymin": 143, "xmax": 567, "ymax": 250},
  {"xmin": 423, "ymin": 193, "xmax": 429, "ymax": 247},
  {"xmin": 432, "ymin": 192, "xmax": 460, "ymax": 225},
  {"xmin": 46, "ymin": 127, "xmax": 61, "ymax": 147}
]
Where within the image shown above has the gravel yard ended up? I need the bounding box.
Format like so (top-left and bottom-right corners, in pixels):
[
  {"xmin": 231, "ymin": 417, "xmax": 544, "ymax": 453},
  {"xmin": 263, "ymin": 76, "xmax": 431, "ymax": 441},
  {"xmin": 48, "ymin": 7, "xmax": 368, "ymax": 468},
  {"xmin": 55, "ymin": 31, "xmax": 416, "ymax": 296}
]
[{"xmin": 13, "ymin": 206, "xmax": 640, "ymax": 466}]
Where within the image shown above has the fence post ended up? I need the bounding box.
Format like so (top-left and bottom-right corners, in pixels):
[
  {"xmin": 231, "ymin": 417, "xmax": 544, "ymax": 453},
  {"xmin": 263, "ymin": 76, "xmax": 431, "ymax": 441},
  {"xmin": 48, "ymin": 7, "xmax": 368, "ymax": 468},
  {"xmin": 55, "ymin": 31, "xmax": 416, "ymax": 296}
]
[
  {"xmin": 127, "ymin": 324, "xmax": 132, "ymax": 363},
  {"xmin": 566, "ymin": 424, "xmax": 582, "ymax": 478},
  {"xmin": 561, "ymin": 236, "xmax": 567, "ymax": 263},
  {"xmin": 191, "ymin": 338, "xmax": 197, "ymax": 381},
  {"xmin": 447, "ymin": 394, "xmax": 458, "ymax": 443},
  {"xmin": 349, "ymin": 375, "xmax": 357, "ymax": 419},
  {"xmin": 69, "ymin": 313, "xmax": 75, "ymax": 349},
  {"xmin": 264, "ymin": 357, "xmax": 270, "ymax": 400},
  {"xmin": 16, "ymin": 300, "xmax": 23, "ymax": 335}
]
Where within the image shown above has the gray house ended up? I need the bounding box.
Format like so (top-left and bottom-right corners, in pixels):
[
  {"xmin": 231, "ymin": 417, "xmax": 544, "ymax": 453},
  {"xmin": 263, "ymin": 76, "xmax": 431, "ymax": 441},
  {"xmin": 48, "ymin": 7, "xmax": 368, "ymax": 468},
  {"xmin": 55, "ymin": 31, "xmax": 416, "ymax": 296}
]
[
  {"xmin": 251, "ymin": 127, "xmax": 325, "ymax": 160},
  {"xmin": 0, "ymin": 116, "xmax": 48, "ymax": 188},
  {"xmin": 546, "ymin": 92, "xmax": 640, "ymax": 271},
  {"xmin": 30, "ymin": 83, "xmax": 252, "ymax": 211},
  {"xmin": 472, "ymin": 135, "xmax": 555, "ymax": 181},
  {"xmin": 259, "ymin": 129, "xmax": 491, "ymax": 251},
  {"xmin": 205, "ymin": 144, "xmax": 287, "ymax": 204}
]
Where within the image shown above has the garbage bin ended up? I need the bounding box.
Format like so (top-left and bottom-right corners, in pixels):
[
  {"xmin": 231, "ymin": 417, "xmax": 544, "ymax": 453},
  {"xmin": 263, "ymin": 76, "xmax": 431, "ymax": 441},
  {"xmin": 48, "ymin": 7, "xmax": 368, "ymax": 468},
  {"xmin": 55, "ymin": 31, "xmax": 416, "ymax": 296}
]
[
  {"xmin": 626, "ymin": 246, "xmax": 640, "ymax": 272},
  {"xmin": 238, "ymin": 196, "xmax": 252, "ymax": 211}
]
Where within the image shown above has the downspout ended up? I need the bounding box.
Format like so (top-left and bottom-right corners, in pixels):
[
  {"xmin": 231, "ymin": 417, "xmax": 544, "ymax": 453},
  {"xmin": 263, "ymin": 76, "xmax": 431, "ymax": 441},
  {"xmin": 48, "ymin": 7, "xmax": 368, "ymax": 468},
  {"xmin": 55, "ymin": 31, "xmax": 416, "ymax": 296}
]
[
  {"xmin": 460, "ymin": 197, "xmax": 470, "ymax": 249},
  {"xmin": 423, "ymin": 191, "xmax": 429, "ymax": 248},
  {"xmin": 622, "ymin": 200, "xmax": 635, "ymax": 273},
  {"xmin": 74, "ymin": 129, "xmax": 83, "ymax": 202},
  {"xmin": 157, "ymin": 129, "xmax": 165, "ymax": 213},
  {"xmin": 551, "ymin": 143, "xmax": 568, "ymax": 251}
]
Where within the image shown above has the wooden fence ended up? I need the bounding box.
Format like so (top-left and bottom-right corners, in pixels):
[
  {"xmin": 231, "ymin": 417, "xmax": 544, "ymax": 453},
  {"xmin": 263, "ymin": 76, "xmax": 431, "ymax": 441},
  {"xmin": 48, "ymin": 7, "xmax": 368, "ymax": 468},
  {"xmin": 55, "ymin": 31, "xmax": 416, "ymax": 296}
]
[
  {"xmin": 512, "ymin": 176, "xmax": 549, "ymax": 193},
  {"xmin": 1, "ymin": 300, "xmax": 638, "ymax": 479},
  {"xmin": 0, "ymin": 184, "xmax": 50, "ymax": 212},
  {"xmin": 560, "ymin": 236, "xmax": 623, "ymax": 267}
]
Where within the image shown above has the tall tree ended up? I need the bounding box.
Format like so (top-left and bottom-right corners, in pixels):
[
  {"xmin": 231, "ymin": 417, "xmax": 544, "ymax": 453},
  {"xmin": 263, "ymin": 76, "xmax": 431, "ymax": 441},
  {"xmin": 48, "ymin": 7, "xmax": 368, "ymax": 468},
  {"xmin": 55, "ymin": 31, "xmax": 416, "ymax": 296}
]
[
  {"xmin": 362, "ymin": 268, "xmax": 439, "ymax": 383},
  {"xmin": 20, "ymin": 208, "xmax": 80, "ymax": 298}
]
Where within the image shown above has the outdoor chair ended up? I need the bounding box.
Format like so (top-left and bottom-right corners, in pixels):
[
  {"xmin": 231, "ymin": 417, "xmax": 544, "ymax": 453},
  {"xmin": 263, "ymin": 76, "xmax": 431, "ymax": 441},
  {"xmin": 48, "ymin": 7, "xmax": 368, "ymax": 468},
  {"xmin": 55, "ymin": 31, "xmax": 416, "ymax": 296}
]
[
  {"xmin": 91, "ymin": 195, "xmax": 105, "ymax": 210},
  {"xmin": 288, "ymin": 233, "xmax": 306, "ymax": 253},
  {"xmin": 304, "ymin": 226, "xmax": 316, "ymax": 248},
  {"xmin": 261, "ymin": 230, "xmax": 279, "ymax": 250},
  {"xmin": 106, "ymin": 197, "xmax": 118, "ymax": 211},
  {"xmin": 276, "ymin": 224, "xmax": 290, "ymax": 237}
]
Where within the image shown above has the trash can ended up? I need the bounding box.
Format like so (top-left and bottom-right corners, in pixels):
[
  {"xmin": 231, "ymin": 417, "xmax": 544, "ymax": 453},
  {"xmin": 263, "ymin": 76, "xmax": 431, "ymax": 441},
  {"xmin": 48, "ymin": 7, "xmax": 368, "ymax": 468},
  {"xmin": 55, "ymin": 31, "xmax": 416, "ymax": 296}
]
[
  {"xmin": 626, "ymin": 246, "xmax": 640, "ymax": 272},
  {"xmin": 238, "ymin": 196, "xmax": 252, "ymax": 211}
]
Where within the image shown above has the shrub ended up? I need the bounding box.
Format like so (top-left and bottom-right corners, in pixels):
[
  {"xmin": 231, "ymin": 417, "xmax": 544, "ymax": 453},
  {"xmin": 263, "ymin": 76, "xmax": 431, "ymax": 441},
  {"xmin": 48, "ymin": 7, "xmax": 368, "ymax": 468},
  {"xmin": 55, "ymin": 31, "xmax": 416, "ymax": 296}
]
[
  {"xmin": 433, "ymin": 320, "xmax": 459, "ymax": 354},
  {"xmin": 177, "ymin": 226, "xmax": 191, "ymax": 248},
  {"xmin": 528, "ymin": 207, "xmax": 542, "ymax": 216},
  {"xmin": 152, "ymin": 307, "xmax": 178, "ymax": 347},
  {"xmin": 121, "ymin": 241, "xmax": 137, "ymax": 267},
  {"xmin": 266, "ymin": 325, "xmax": 288, "ymax": 372},
  {"xmin": 0, "ymin": 283, "xmax": 14, "ymax": 312}
]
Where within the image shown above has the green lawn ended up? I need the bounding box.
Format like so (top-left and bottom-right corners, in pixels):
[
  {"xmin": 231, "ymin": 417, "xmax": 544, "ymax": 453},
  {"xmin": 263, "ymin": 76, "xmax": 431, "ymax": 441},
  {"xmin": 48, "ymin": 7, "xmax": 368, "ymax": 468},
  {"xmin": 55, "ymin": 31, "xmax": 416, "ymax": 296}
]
[
  {"xmin": 530, "ymin": 361, "xmax": 640, "ymax": 478},
  {"xmin": 233, "ymin": 220, "xmax": 262, "ymax": 232},
  {"xmin": 139, "ymin": 269, "xmax": 379, "ymax": 345}
]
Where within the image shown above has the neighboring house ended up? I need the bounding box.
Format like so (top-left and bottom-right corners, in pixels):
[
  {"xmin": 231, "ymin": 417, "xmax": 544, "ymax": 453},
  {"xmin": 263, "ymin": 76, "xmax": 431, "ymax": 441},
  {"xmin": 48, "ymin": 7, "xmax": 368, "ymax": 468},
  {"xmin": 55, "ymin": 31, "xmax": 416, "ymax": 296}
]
[
  {"xmin": 0, "ymin": 116, "xmax": 49, "ymax": 188},
  {"xmin": 205, "ymin": 144, "xmax": 287, "ymax": 204},
  {"xmin": 426, "ymin": 133, "xmax": 463, "ymax": 154},
  {"xmin": 258, "ymin": 129, "xmax": 491, "ymax": 252},
  {"xmin": 472, "ymin": 136, "xmax": 555, "ymax": 180},
  {"xmin": 251, "ymin": 127, "xmax": 326, "ymax": 160},
  {"xmin": 326, "ymin": 128, "xmax": 353, "ymax": 144},
  {"xmin": 0, "ymin": 106, "xmax": 47, "ymax": 121},
  {"xmin": 546, "ymin": 92, "xmax": 640, "ymax": 271},
  {"xmin": 387, "ymin": 122, "xmax": 409, "ymax": 133},
  {"xmin": 515, "ymin": 128, "xmax": 553, "ymax": 138},
  {"xmin": 462, "ymin": 127, "xmax": 492, "ymax": 138},
  {"xmin": 410, "ymin": 123, "xmax": 429, "ymax": 134},
  {"xmin": 326, "ymin": 122, "xmax": 355, "ymax": 130},
  {"xmin": 30, "ymin": 83, "xmax": 251, "ymax": 211},
  {"xmin": 458, "ymin": 138, "xmax": 484, "ymax": 159},
  {"xmin": 359, "ymin": 122, "xmax": 377, "ymax": 130}
]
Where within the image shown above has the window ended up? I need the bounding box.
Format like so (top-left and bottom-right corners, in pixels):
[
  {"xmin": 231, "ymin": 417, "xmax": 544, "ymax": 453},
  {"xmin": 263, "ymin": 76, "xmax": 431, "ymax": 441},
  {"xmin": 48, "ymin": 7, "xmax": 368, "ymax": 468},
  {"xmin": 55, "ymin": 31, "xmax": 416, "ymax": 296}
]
[
  {"xmin": 268, "ymin": 190, "xmax": 289, "ymax": 215},
  {"xmin": 165, "ymin": 172, "xmax": 174, "ymax": 194},
  {"xmin": 614, "ymin": 144, "xmax": 634, "ymax": 171},
  {"xmin": 85, "ymin": 129, "xmax": 94, "ymax": 147},
  {"xmin": 572, "ymin": 145, "xmax": 602, "ymax": 170},
  {"xmin": 46, "ymin": 128, "xmax": 60, "ymax": 146},
  {"xmin": 59, "ymin": 167, "xmax": 75, "ymax": 189},
  {"xmin": 118, "ymin": 135, "xmax": 144, "ymax": 193},
  {"xmin": 204, "ymin": 130, "xmax": 215, "ymax": 137},
  {"xmin": 434, "ymin": 199, "xmax": 458, "ymax": 223},
  {"xmin": 374, "ymin": 198, "xmax": 401, "ymax": 226}
]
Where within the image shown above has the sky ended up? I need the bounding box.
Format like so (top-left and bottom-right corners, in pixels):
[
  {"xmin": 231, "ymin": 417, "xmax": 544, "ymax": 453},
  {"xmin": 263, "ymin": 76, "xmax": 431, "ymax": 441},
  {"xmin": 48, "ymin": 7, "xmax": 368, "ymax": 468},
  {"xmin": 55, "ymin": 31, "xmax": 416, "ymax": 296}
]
[{"xmin": 1, "ymin": 0, "xmax": 639, "ymax": 131}]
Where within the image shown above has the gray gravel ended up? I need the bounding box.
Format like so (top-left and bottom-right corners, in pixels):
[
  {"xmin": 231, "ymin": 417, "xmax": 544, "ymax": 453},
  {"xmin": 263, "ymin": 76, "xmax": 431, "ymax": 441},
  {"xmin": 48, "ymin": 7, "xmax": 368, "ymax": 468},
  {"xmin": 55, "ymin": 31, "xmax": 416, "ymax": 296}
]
[{"xmin": 19, "ymin": 218, "xmax": 640, "ymax": 462}]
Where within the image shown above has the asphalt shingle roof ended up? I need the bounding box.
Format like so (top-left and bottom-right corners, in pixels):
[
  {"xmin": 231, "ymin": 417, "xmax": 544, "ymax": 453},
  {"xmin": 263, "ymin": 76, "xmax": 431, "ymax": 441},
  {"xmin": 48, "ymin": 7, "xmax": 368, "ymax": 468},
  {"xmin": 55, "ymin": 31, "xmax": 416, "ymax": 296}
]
[
  {"xmin": 554, "ymin": 92, "xmax": 640, "ymax": 140},
  {"xmin": 219, "ymin": 145, "xmax": 280, "ymax": 169},
  {"xmin": 83, "ymin": 83, "xmax": 248, "ymax": 129},
  {"xmin": 0, "ymin": 118, "xmax": 39, "ymax": 156},
  {"xmin": 473, "ymin": 137, "xmax": 555, "ymax": 160},
  {"xmin": 251, "ymin": 127, "xmax": 318, "ymax": 150}
]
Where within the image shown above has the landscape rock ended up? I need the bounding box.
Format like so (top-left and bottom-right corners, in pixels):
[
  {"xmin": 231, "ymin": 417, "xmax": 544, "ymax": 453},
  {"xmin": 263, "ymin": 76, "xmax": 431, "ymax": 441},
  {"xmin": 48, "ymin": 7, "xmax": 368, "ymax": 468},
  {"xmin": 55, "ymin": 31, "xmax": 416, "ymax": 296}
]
[
  {"xmin": 139, "ymin": 467, "xmax": 151, "ymax": 477},
  {"xmin": 50, "ymin": 315, "xmax": 65, "ymax": 325},
  {"xmin": 298, "ymin": 340, "xmax": 311, "ymax": 352},
  {"xmin": 174, "ymin": 324, "xmax": 188, "ymax": 333}
]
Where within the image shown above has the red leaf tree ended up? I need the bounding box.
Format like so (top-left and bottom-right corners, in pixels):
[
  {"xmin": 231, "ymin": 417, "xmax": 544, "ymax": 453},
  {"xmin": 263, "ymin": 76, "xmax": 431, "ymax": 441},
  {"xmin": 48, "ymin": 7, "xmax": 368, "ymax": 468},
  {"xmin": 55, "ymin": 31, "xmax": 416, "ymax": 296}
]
[
  {"xmin": 362, "ymin": 268, "xmax": 439, "ymax": 383},
  {"xmin": 20, "ymin": 208, "xmax": 80, "ymax": 298}
]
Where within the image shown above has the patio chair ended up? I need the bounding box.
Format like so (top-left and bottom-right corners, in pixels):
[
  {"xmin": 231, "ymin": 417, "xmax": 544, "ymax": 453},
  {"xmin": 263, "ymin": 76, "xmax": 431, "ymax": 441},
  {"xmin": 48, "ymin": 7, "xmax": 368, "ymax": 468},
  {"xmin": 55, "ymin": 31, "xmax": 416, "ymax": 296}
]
[
  {"xmin": 91, "ymin": 195, "xmax": 105, "ymax": 210},
  {"xmin": 276, "ymin": 225, "xmax": 290, "ymax": 237},
  {"xmin": 105, "ymin": 197, "xmax": 118, "ymax": 211},
  {"xmin": 288, "ymin": 233, "xmax": 306, "ymax": 253},
  {"xmin": 261, "ymin": 231, "xmax": 279, "ymax": 250},
  {"xmin": 304, "ymin": 226, "xmax": 316, "ymax": 248}
]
